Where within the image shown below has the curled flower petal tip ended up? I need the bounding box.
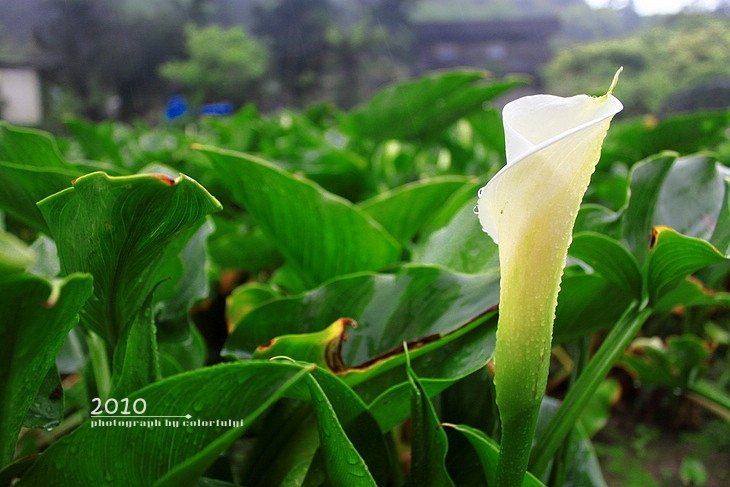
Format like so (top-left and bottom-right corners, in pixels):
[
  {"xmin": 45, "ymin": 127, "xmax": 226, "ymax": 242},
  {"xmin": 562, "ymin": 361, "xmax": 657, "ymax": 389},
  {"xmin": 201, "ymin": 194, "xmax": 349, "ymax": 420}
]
[{"xmin": 476, "ymin": 69, "xmax": 623, "ymax": 245}]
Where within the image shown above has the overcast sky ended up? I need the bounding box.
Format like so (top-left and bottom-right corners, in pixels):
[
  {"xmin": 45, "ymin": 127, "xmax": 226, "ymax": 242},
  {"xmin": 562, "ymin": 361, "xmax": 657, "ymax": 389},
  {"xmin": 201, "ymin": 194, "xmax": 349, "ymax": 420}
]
[{"xmin": 585, "ymin": 0, "xmax": 721, "ymax": 15}]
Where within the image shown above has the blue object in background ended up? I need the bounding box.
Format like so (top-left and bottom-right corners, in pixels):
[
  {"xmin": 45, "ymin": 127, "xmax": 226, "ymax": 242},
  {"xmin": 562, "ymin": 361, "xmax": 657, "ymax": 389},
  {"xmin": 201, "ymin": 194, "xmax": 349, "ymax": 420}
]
[
  {"xmin": 165, "ymin": 95, "xmax": 188, "ymax": 120},
  {"xmin": 200, "ymin": 102, "xmax": 234, "ymax": 116}
]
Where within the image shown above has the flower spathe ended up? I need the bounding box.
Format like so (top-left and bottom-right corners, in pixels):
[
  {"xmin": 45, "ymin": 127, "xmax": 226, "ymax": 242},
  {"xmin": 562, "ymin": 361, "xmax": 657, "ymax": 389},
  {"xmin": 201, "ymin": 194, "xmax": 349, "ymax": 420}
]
[{"xmin": 476, "ymin": 69, "xmax": 623, "ymax": 486}]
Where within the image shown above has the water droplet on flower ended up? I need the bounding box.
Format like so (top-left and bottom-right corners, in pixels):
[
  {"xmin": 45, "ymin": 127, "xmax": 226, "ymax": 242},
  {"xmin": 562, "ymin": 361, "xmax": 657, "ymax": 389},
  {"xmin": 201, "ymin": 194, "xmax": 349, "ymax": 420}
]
[
  {"xmin": 478, "ymin": 187, "xmax": 484, "ymax": 198},
  {"xmin": 473, "ymin": 205, "xmax": 479, "ymax": 214}
]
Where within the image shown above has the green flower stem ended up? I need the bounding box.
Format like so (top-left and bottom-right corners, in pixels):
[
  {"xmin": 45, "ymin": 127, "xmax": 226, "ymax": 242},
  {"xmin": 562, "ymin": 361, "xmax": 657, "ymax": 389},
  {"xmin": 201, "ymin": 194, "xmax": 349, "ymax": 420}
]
[
  {"xmin": 529, "ymin": 302, "xmax": 651, "ymax": 476},
  {"xmin": 496, "ymin": 406, "xmax": 541, "ymax": 486}
]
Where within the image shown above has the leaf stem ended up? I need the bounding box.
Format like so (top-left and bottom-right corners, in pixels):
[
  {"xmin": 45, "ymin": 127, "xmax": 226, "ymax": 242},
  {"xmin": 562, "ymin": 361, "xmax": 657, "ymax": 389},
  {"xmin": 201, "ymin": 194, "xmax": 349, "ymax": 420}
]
[
  {"xmin": 87, "ymin": 331, "xmax": 111, "ymax": 400},
  {"xmin": 529, "ymin": 302, "xmax": 651, "ymax": 476},
  {"xmin": 687, "ymin": 380, "xmax": 730, "ymax": 420},
  {"xmin": 547, "ymin": 336, "xmax": 589, "ymax": 485}
]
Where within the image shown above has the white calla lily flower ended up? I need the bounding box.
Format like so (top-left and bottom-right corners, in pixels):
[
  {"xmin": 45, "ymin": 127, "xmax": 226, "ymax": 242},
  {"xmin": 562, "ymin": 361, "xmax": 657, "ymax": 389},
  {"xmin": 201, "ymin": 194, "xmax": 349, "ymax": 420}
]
[{"xmin": 476, "ymin": 69, "xmax": 623, "ymax": 486}]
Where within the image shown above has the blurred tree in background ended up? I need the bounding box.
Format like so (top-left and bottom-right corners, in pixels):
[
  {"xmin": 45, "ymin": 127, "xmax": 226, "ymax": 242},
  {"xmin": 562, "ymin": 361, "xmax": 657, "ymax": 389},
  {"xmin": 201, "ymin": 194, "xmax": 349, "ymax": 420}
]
[
  {"xmin": 33, "ymin": 0, "xmax": 214, "ymax": 121},
  {"xmin": 160, "ymin": 24, "xmax": 269, "ymax": 106},
  {"xmin": 35, "ymin": 0, "xmax": 120, "ymax": 120},
  {"xmin": 544, "ymin": 15, "xmax": 730, "ymax": 115},
  {"xmin": 250, "ymin": 0, "xmax": 415, "ymax": 108},
  {"xmin": 3, "ymin": 0, "xmax": 728, "ymax": 122},
  {"xmin": 252, "ymin": 0, "xmax": 334, "ymax": 106}
]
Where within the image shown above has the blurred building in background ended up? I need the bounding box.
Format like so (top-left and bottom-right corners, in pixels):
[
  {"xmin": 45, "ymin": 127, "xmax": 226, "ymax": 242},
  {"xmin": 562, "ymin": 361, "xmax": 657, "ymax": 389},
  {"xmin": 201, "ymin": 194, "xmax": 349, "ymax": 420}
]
[{"xmin": 0, "ymin": 64, "xmax": 43, "ymax": 125}]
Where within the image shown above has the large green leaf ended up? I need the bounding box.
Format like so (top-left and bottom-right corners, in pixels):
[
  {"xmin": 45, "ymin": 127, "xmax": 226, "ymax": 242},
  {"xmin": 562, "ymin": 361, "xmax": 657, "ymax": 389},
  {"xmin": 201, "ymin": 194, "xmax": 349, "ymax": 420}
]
[
  {"xmin": 0, "ymin": 122, "xmax": 118, "ymax": 179},
  {"xmin": 444, "ymin": 423, "xmax": 544, "ymax": 487},
  {"xmin": 227, "ymin": 283, "xmax": 279, "ymax": 330},
  {"xmin": 0, "ymin": 122, "xmax": 68, "ymax": 168},
  {"xmin": 238, "ymin": 366, "xmax": 391, "ymax": 486},
  {"xmin": 405, "ymin": 355, "xmax": 454, "ymax": 487},
  {"xmin": 154, "ymin": 220, "xmax": 215, "ymax": 323},
  {"xmin": 568, "ymin": 232, "xmax": 642, "ymax": 298},
  {"xmin": 579, "ymin": 379, "xmax": 620, "ymax": 439},
  {"xmin": 354, "ymin": 309, "xmax": 497, "ymax": 430},
  {"xmin": 200, "ymin": 146, "xmax": 401, "ymax": 288},
  {"xmin": 645, "ymin": 226, "xmax": 728, "ymax": 305},
  {"xmin": 622, "ymin": 153, "xmax": 729, "ymax": 262},
  {"xmin": 154, "ymin": 220, "xmax": 215, "ymax": 376},
  {"xmin": 621, "ymin": 152, "xmax": 677, "ymax": 261},
  {"xmin": 553, "ymin": 233, "xmax": 642, "ymax": 342},
  {"xmin": 207, "ymin": 217, "xmax": 283, "ymax": 272},
  {"xmin": 18, "ymin": 362, "xmax": 311, "ymax": 486},
  {"xmin": 110, "ymin": 288, "xmax": 160, "ymax": 396},
  {"xmin": 224, "ymin": 265, "xmax": 499, "ymax": 366},
  {"xmin": 302, "ymin": 368, "xmax": 391, "ymax": 485},
  {"xmin": 0, "ymin": 162, "xmax": 79, "ymax": 232},
  {"xmin": 305, "ymin": 375, "xmax": 377, "ymax": 486},
  {"xmin": 411, "ymin": 182, "xmax": 499, "ymax": 273},
  {"xmin": 574, "ymin": 204, "xmax": 622, "ymax": 239},
  {"xmin": 553, "ymin": 274, "xmax": 633, "ymax": 344},
  {"xmin": 654, "ymin": 155, "xmax": 730, "ymax": 241},
  {"xmin": 38, "ymin": 172, "xmax": 221, "ymax": 345},
  {"xmin": 0, "ymin": 272, "xmax": 92, "ymax": 466},
  {"xmin": 340, "ymin": 70, "xmax": 525, "ymax": 142},
  {"xmin": 359, "ymin": 176, "xmax": 471, "ymax": 245}
]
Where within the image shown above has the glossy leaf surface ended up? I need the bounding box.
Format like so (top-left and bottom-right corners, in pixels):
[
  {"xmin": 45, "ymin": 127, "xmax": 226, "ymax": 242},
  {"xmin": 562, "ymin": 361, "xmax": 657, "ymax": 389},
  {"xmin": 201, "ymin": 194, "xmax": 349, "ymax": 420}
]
[
  {"xmin": 39, "ymin": 172, "xmax": 221, "ymax": 344},
  {"xmin": 201, "ymin": 146, "xmax": 401, "ymax": 288},
  {"xmin": 0, "ymin": 273, "xmax": 92, "ymax": 466}
]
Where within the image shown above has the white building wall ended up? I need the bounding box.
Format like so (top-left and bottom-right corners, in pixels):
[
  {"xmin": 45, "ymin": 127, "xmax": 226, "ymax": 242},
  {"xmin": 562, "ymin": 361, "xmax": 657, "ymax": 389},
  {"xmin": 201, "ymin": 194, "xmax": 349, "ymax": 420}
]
[{"xmin": 0, "ymin": 68, "xmax": 42, "ymax": 125}]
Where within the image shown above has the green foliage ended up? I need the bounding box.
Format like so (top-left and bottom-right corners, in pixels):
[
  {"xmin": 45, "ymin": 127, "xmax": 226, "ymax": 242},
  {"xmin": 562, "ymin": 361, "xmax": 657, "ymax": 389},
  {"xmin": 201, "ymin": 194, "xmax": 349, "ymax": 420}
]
[
  {"xmin": 17, "ymin": 362, "xmax": 312, "ymax": 486},
  {"xmin": 39, "ymin": 172, "xmax": 221, "ymax": 345},
  {"xmin": 545, "ymin": 16, "xmax": 730, "ymax": 114},
  {"xmin": 405, "ymin": 354, "xmax": 455, "ymax": 486},
  {"xmin": 201, "ymin": 147, "xmax": 400, "ymax": 288},
  {"xmin": 36, "ymin": 0, "xmax": 200, "ymax": 120},
  {"xmin": 160, "ymin": 24, "xmax": 269, "ymax": 105},
  {"xmin": 0, "ymin": 272, "xmax": 92, "ymax": 466},
  {"xmin": 1, "ymin": 69, "xmax": 729, "ymax": 486},
  {"xmin": 341, "ymin": 70, "xmax": 526, "ymax": 142}
]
